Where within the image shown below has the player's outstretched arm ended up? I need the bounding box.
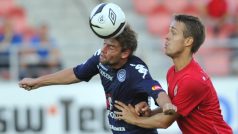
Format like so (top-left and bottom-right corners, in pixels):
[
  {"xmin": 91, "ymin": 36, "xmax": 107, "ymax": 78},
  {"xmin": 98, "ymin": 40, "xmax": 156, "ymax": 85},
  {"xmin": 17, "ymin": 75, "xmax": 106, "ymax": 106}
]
[
  {"xmin": 114, "ymin": 101, "xmax": 180, "ymax": 129},
  {"xmin": 156, "ymin": 92, "xmax": 177, "ymax": 114},
  {"xmin": 134, "ymin": 101, "xmax": 163, "ymax": 117},
  {"xmin": 19, "ymin": 68, "xmax": 80, "ymax": 91}
]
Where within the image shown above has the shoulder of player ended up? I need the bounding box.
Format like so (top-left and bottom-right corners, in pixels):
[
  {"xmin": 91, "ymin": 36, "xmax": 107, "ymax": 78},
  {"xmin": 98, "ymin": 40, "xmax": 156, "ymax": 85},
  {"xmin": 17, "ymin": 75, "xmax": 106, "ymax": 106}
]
[
  {"xmin": 167, "ymin": 66, "xmax": 174, "ymax": 74},
  {"xmin": 126, "ymin": 63, "xmax": 150, "ymax": 81},
  {"xmin": 93, "ymin": 49, "xmax": 101, "ymax": 56},
  {"xmin": 90, "ymin": 49, "xmax": 101, "ymax": 62},
  {"xmin": 127, "ymin": 56, "xmax": 148, "ymax": 70},
  {"xmin": 181, "ymin": 60, "xmax": 210, "ymax": 84},
  {"xmin": 127, "ymin": 63, "xmax": 148, "ymax": 71},
  {"xmin": 179, "ymin": 74, "xmax": 209, "ymax": 89}
]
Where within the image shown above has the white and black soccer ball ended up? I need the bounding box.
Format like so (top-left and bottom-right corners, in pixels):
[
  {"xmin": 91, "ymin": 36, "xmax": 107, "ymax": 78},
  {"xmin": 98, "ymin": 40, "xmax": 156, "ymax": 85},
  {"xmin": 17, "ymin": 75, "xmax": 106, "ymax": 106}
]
[{"xmin": 89, "ymin": 3, "xmax": 126, "ymax": 39}]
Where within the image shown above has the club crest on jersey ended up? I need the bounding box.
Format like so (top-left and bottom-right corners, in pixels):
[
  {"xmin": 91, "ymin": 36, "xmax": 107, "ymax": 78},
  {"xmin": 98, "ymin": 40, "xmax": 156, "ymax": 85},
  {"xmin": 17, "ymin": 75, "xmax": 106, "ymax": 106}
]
[
  {"xmin": 117, "ymin": 69, "xmax": 126, "ymax": 82},
  {"xmin": 152, "ymin": 85, "xmax": 162, "ymax": 90}
]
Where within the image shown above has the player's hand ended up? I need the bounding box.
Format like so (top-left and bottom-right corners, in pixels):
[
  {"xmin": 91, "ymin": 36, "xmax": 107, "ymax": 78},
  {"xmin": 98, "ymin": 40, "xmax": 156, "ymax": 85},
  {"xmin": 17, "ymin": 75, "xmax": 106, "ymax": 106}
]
[
  {"xmin": 19, "ymin": 78, "xmax": 39, "ymax": 91},
  {"xmin": 135, "ymin": 101, "xmax": 151, "ymax": 117},
  {"xmin": 162, "ymin": 103, "xmax": 177, "ymax": 115},
  {"xmin": 114, "ymin": 101, "xmax": 138, "ymax": 124}
]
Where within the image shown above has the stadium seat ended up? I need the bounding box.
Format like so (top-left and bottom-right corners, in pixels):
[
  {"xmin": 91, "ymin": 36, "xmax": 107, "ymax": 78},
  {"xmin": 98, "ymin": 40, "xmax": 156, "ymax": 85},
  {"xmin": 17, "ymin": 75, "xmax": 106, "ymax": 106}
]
[
  {"xmin": 132, "ymin": 0, "xmax": 159, "ymax": 15},
  {"xmin": 146, "ymin": 10, "xmax": 171, "ymax": 37},
  {"xmin": 163, "ymin": 0, "xmax": 189, "ymax": 13},
  {"xmin": 182, "ymin": 3, "xmax": 200, "ymax": 16},
  {"xmin": 198, "ymin": 46, "xmax": 231, "ymax": 76},
  {"xmin": 0, "ymin": 0, "xmax": 15, "ymax": 14},
  {"xmin": 6, "ymin": 6, "xmax": 27, "ymax": 33},
  {"xmin": 218, "ymin": 23, "xmax": 235, "ymax": 38}
]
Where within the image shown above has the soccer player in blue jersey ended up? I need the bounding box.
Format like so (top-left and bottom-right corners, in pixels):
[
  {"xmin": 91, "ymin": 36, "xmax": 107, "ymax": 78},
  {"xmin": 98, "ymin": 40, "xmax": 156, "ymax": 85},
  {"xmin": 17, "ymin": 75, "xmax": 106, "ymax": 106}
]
[{"xmin": 19, "ymin": 25, "xmax": 176, "ymax": 134}]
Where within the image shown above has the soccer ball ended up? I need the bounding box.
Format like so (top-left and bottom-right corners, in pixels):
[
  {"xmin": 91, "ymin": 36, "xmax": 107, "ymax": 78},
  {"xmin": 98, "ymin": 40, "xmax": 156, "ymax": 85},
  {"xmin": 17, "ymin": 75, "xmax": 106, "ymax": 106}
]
[{"xmin": 89, "ymin": 3, "xmax": 126, "ymax": 39}]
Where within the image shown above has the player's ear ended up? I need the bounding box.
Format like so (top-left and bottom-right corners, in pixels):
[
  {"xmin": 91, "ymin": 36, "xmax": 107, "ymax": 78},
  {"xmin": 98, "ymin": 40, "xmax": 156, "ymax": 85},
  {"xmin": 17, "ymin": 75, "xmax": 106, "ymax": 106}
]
[
  {"xmin": 121, "ymin": 49, "xmax": 130, "ymax": 59},
  {"xmin": 184, "ymin": 36, "xmax": 193, "ymax": 47}
]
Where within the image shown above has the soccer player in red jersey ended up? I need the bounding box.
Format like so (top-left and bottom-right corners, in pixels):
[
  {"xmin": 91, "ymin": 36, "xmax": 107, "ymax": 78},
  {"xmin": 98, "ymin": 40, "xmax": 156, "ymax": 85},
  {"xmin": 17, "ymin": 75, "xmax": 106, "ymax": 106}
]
[{"xmin": 114, "ymin": 14, "xmax": 233, "ymax": 134}]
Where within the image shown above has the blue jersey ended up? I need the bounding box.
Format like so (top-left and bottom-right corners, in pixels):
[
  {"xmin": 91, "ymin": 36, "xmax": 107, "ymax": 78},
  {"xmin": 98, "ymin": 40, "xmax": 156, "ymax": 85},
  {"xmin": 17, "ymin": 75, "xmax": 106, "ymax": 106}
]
[{"xmin": 73, "ymin": 49, "xmax": 164, "ymax": 134}]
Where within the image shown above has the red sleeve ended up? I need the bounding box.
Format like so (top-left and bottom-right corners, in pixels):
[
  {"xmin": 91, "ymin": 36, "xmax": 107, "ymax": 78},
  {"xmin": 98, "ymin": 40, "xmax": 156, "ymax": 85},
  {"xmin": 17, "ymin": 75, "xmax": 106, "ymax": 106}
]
[{"xmin": 172, "ymin": 77, "xmax": 209, "ymax": 117}]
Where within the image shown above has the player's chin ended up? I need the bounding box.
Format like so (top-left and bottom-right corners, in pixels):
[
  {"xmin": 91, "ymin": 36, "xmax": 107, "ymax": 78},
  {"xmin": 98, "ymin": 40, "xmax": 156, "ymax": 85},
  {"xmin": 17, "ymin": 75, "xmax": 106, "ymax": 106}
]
[
  {"xmin": 99, "ymin": 58, "xmax": 107, "ymax": 64},
  {"xmin": 165, "ymin": 51, "xmax": 173, "ymax": 57}
]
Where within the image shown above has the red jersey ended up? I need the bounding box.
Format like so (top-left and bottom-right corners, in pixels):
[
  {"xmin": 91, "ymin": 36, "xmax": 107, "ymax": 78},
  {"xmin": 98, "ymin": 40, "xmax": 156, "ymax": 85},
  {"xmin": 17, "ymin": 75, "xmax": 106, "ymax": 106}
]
[{"xmin": 167, "ymin": 59, "xmax": 232, "ymax": 134}]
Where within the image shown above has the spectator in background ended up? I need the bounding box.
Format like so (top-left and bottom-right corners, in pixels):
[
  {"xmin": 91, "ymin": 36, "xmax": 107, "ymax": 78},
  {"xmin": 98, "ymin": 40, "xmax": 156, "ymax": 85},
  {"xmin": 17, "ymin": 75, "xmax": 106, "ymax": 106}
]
[
  {"xmin": 205, "ymin": 0, "xmax": 232, "ymax": 38},
  {"xmin": 19, "ymin": 23, "xmax": 62, "ymax": 79},
  {"xmin": 31, "ymin": 23, "xmax": 62, "ymax": 69},
  {"xmin": 0, "ymin": 19, "xmax": 22, "ymax": 79}
]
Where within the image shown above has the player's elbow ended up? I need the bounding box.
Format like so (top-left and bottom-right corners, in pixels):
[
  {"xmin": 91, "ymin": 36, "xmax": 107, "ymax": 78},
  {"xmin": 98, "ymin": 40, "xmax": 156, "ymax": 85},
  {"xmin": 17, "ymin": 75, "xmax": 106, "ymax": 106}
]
[
  {"xmin": 160, "ymin": 123, "xmax": 170, "ymax": 129},
  {"xmin": 157, "ymin": 120, "xmax": 173, "ymax": 129}
]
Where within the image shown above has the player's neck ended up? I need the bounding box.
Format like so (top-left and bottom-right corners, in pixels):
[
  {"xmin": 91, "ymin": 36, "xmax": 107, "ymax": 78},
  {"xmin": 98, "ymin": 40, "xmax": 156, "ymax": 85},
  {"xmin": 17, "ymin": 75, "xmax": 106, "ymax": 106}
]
[{"xmin": 173, "ymin": 53, "xmax": 193, "ymax": 72}]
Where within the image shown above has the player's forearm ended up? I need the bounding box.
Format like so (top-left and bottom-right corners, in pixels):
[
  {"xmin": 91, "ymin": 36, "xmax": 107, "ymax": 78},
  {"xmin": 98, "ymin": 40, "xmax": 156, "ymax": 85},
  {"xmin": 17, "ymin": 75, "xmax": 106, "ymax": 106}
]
[
  {"xmin": 133, "ymin": 113, "xmax": 172, "ymax": 129},
  {"xmin": 37, "ymin": 68, "xmax": 80, "ymax": 87},
  {"xmin": 156, "ymin": 92, "xmax": 172, "ymax": 108},
  {"xmin": 150, "ymin": 107, "xmax": 163, "ymax": 116}
]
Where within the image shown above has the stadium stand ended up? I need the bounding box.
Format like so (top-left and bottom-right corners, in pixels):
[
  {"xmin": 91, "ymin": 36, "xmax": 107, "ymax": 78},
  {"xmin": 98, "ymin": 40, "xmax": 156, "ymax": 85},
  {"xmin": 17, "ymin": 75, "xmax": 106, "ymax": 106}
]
[
  {"xmin": 132, "ymin": 0, "xmax": 159, "ymax": 16},
  {"xmin": 0, "ymin": 0, "xmax": 237, "ymax": 80},
  {"xmin": 132, "ymin": 0, "xmax": 238, "ymax": 77}
]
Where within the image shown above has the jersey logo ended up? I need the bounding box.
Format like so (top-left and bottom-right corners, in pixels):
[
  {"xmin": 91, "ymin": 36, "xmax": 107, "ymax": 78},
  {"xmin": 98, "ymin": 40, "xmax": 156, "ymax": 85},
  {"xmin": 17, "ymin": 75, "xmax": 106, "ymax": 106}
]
[
  {"xmin": 98, "ymin": 63, "xmax": 108, "ymax": 71},
  {"xmin": 106, "ymin": 94, "xmax": 113, "ymax": 110},
  {"xmin": 130, "ymin": 64, "xmax": 148, "ymax": 79},
  {"xmin": 152, "ymin": 85, "xmax": 162, "ymax": 90},
  {"xmin": 99, "ymin": 68, "xmax": 113, "ymax": 81},
  {"xmin": 174, "ymin": 85, "xmax": 178, "ymax": 96},
  {"xmin": 94, "ymin": 49, "xmax": 101, "ymax": 56},
  {"xmin": 117, "ymin": 69, "xmax": 126, "ymax": 82}
]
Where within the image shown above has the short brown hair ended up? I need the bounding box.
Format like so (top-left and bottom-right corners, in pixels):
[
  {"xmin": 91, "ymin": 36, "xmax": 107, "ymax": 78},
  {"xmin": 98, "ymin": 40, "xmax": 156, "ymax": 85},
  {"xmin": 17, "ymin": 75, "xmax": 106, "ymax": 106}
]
[
  {"xmin": 115, "ymin": 24, "xmax": 137, "ymax": 56},
  {"xmin": 174, "ymin": 14, "xmax": 205, "ymax": 53}
]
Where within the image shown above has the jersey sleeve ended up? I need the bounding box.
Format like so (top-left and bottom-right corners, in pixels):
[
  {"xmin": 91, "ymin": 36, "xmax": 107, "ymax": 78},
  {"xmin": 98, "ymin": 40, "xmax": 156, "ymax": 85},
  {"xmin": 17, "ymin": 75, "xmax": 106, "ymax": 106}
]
[
  {"xmin": 136, "ymin": 79, "xmax": 165, "ymax": 105},
  {"xmin": 173, "ymin": 77, "xmax": 210, "ymax": 117},
  {"xmin": 130, "ymin": 64, "xmax": 165, "ymax": 105},
  {"xmin": 73, "ymin": 49, "xmax": 100, "ymax": 82}
]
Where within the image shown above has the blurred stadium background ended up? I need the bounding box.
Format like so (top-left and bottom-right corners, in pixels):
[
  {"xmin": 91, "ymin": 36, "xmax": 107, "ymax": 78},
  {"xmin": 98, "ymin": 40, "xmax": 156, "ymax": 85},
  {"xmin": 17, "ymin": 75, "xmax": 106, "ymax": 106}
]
[{"xmin": 0, "ymin": 0, "xmax": 237, "ymax": 134}]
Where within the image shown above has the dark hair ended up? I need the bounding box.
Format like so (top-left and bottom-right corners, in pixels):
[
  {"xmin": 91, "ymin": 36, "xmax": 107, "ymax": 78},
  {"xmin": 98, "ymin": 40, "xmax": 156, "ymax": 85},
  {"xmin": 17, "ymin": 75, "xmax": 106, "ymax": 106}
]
[
  {"xmin": 174, "ymin": 14, "xmax": 205, "ymax": 53},
  {"xmin": 115, "ymin": 24, "xmax": 137, "ymax": 56}
]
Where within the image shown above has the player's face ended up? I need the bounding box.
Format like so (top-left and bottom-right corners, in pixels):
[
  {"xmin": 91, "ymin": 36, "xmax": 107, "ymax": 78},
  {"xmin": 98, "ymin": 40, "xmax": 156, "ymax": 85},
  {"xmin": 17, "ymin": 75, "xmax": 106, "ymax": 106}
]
[
  {"xmin": 100, "ymin": 39, "xmax": 124, "ymax": 67},
  {"xmin": 164, "ymin": 20, "xmax": 187, "ymax": 58}
]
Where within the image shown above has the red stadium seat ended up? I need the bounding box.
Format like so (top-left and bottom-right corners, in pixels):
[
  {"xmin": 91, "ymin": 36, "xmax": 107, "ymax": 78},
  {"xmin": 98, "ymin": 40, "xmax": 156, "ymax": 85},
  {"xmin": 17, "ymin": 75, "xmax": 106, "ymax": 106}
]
[
  {"xmin": 6, "ymin": 7, "xmax": 27, "ymax": 33},
  {"xmin": 0, "ymin": 10, "xmax": 4, "ymax": 17},
  {"xmin": 132, "ymin": 0, "xmax": 159, "ymax": 15},
  {"xmin": 0, "ymin": 0, "xmax": 15, "ymax": 15},
  {"xmin": 218, "ymin": 23, "xmax": 235, "ymax": 38},
  {"xmin": 146, "ymin": 10, "xmax": 171, "ymax": 37},
  {"xmin": 163, "ymin": 0, "xmax": 189, "ymax": 13},
  {"xmin": 198, "ymin": 46, "xmax": 231, "ymax": 76},
  {"xmin": 182, "ymin": 3, "xmax": 200, "ymax": 16},
  {"xmin": 7, "ymin": 6, "xmax": 26, "ymax": 18}
]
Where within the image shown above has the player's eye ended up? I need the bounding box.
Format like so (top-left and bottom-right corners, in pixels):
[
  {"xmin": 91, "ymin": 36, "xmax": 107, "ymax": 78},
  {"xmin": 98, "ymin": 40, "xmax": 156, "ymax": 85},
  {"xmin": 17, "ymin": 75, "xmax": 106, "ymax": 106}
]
[
  {"xmin": 171, "ymin": 30, "xmax": 176, "ymax": 35},
  {"xmin": 109, "ymin": 45, "xmax": 115, "ymax": 50}
]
